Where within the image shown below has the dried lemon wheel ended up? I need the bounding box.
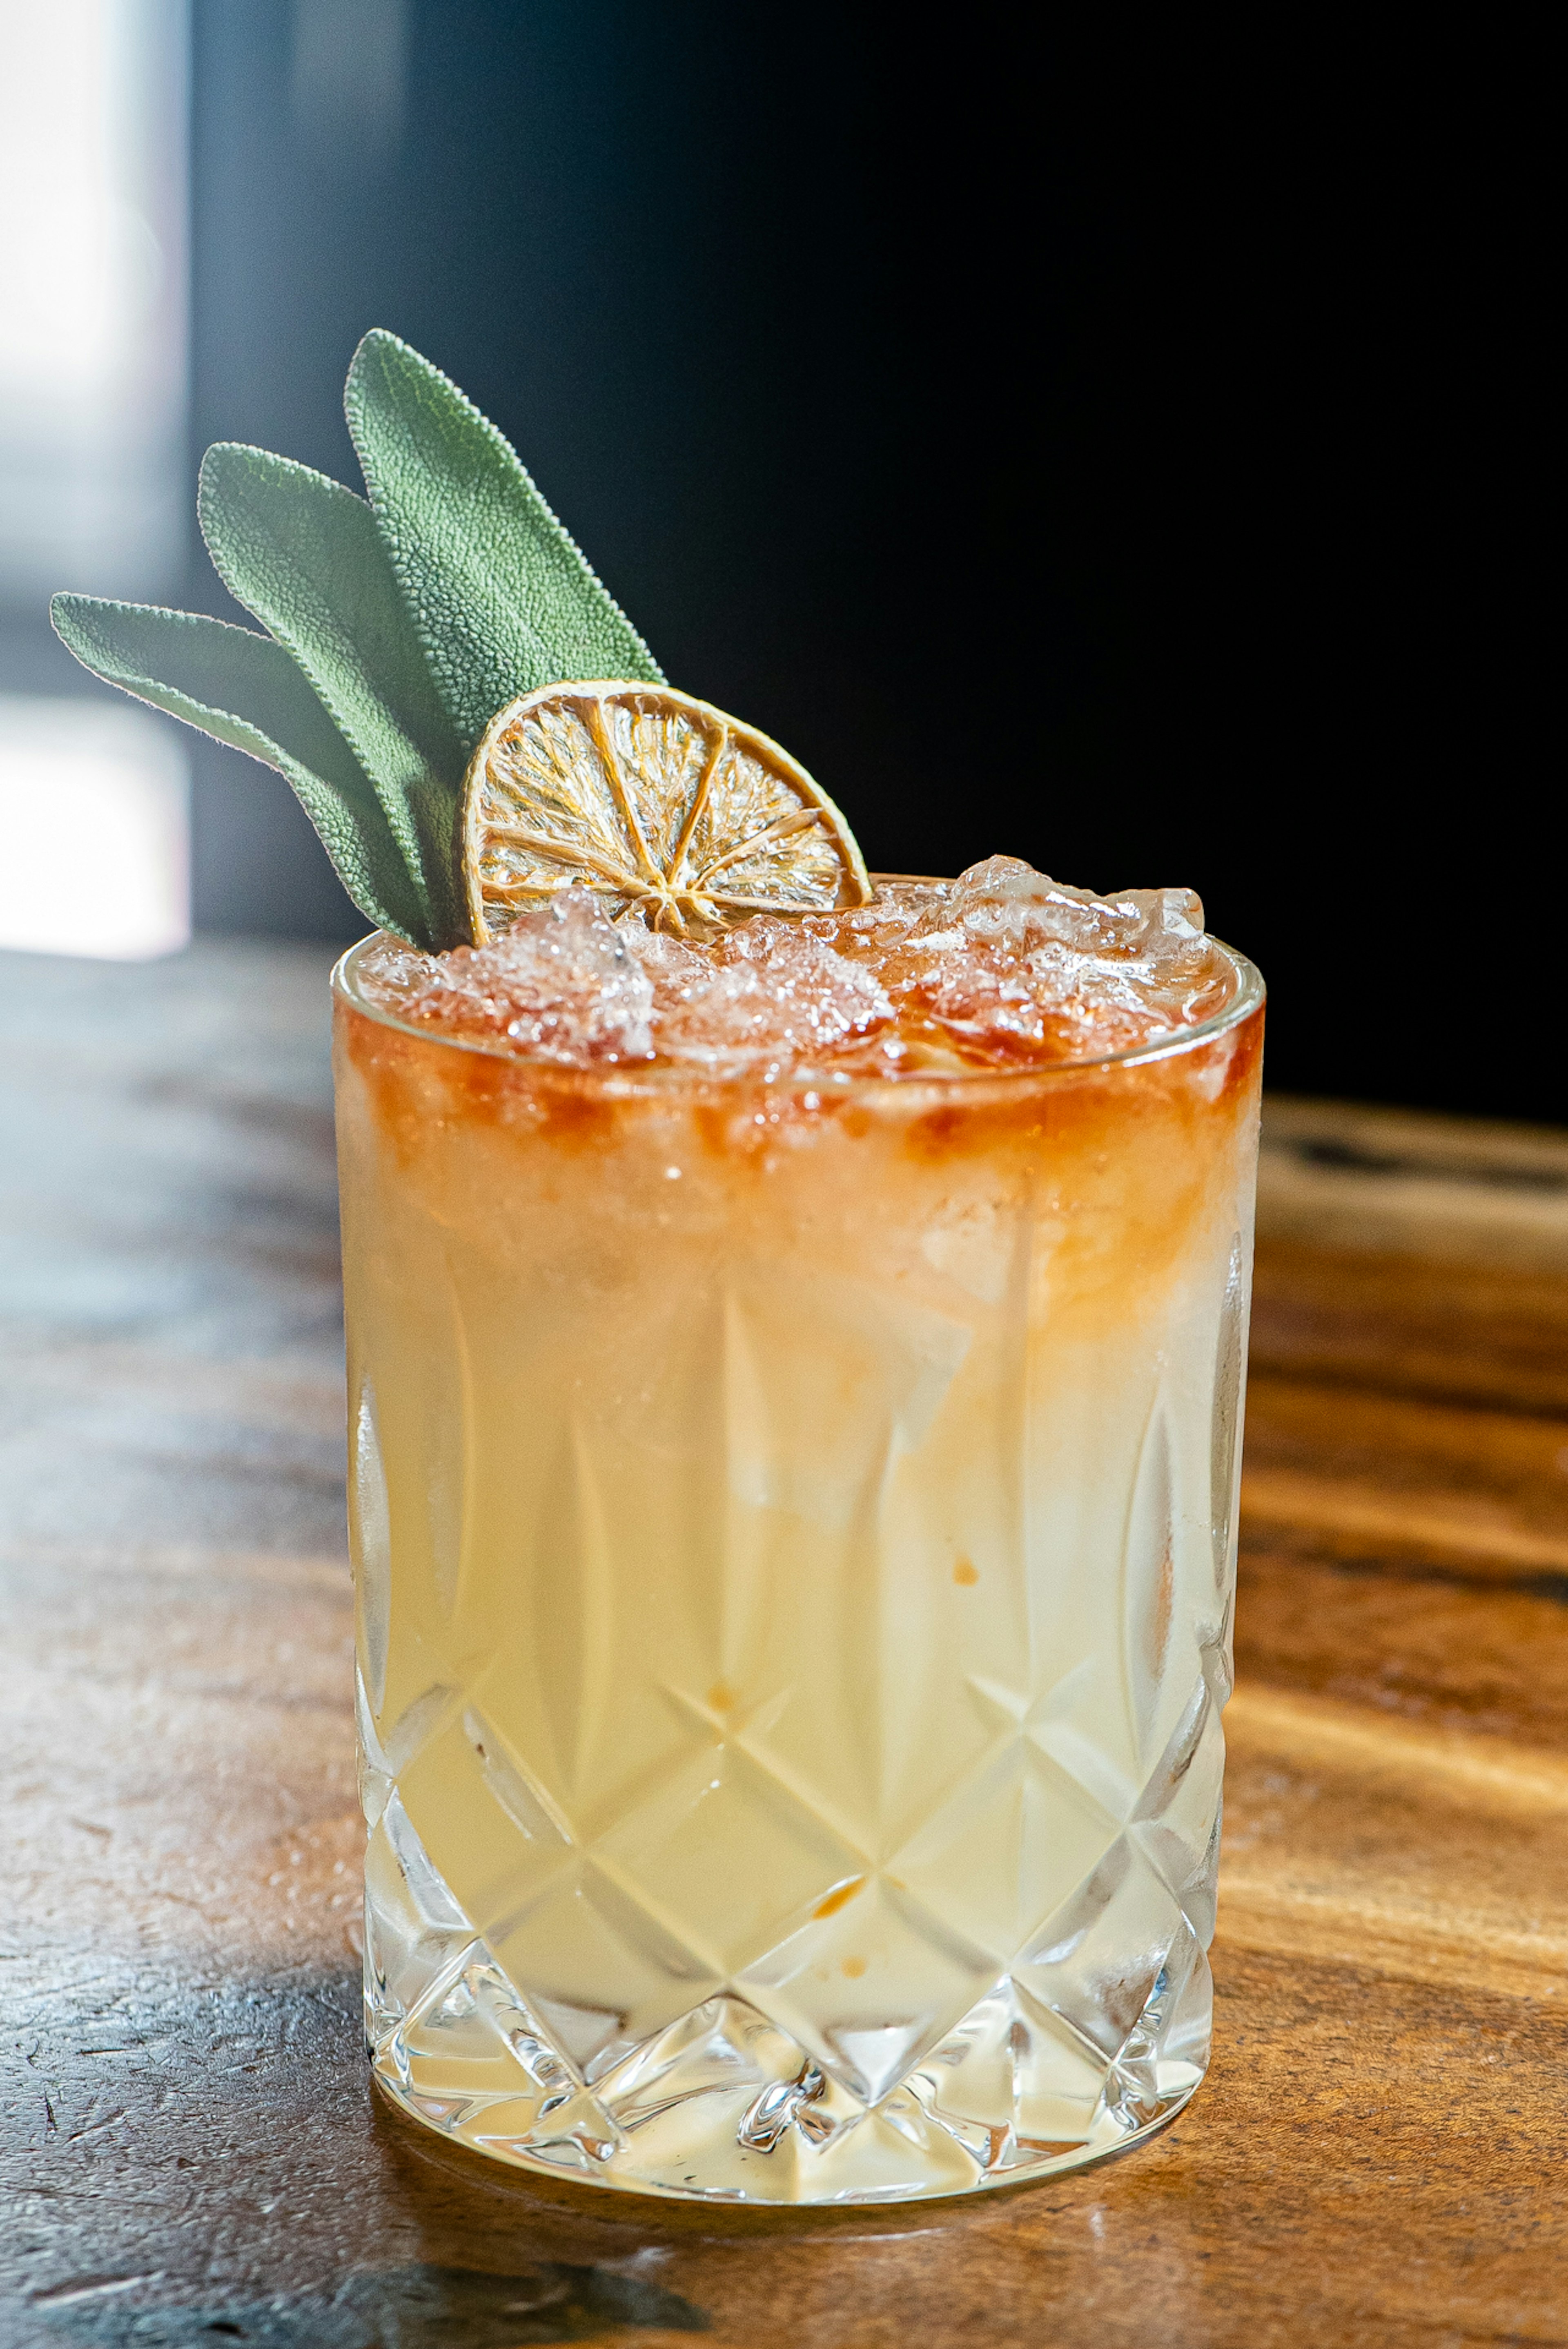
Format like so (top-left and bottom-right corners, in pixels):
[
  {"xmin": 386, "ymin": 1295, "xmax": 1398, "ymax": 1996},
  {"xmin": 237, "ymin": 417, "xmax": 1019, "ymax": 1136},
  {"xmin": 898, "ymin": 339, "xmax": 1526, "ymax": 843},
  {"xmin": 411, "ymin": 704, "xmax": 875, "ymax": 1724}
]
[{"xmin": 460, "ymin": 681, "xmax": 872, "ymax": 941}]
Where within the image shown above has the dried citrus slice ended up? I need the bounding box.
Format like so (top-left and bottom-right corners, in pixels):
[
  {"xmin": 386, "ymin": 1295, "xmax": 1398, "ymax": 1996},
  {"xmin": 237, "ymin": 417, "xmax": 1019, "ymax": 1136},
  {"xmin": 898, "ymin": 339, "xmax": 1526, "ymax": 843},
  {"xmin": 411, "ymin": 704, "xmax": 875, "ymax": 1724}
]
[{"xmin": 461, "ymin": 681, "xmax": 871, "ymax": 941}]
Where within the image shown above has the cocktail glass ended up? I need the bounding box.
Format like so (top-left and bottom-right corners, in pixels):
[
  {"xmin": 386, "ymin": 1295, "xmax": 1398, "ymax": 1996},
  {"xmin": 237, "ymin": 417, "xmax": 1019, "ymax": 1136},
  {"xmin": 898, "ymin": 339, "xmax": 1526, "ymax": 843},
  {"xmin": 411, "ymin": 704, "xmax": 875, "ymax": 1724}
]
[{"xmin": 333, "ymin": 920, "xmax": 1264, "ymax": 2204}]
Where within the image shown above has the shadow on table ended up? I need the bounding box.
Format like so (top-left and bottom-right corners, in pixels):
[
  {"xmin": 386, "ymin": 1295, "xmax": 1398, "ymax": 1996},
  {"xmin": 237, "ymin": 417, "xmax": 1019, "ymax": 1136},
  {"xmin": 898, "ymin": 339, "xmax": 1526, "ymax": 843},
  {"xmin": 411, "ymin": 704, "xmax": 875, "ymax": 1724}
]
[
  {"xmin": 38, "ymin": 2071, "xmax": 1011, "ymax": 2348},
  {"xmin": 42, "ymin": 2257, "xmax": 706, "ymax": 2344}
]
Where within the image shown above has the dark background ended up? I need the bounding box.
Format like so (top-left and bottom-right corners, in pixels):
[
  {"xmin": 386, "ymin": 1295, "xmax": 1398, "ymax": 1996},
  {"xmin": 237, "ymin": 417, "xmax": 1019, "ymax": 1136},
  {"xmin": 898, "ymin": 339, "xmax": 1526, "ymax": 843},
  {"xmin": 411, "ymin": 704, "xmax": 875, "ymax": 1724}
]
[{"xmin": 53, "ymin": 4, "xmax": 1557, "ymax": 1115}]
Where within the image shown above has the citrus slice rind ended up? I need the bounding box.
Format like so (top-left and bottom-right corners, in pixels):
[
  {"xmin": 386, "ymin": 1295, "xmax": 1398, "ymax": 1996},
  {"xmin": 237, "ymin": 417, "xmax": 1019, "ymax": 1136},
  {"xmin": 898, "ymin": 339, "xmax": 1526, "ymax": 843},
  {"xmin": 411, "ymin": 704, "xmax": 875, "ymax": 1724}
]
[{"xmin": 460, "ymin": 681, "xmax": 872, "ymax": 941}]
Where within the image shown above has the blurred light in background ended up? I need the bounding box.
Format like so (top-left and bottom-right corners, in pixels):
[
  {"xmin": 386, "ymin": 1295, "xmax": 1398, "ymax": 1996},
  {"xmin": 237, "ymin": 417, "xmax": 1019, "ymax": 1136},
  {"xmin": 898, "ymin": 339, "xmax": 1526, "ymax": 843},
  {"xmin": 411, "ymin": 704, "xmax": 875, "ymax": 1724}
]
[
  {"xmin": 0, "ymin": 697, "xmax": 189, "ymax": 958},
  {"xmin": 0, "ymin": 0, "xmax": 191, "ymax": 956},
  {"xmin": 0, "ymin": 0, "xmax": 189, "ymax": 597},
  {"xmin": 291, "ymin": 0, "xmax": 408, "ymax": 163}
]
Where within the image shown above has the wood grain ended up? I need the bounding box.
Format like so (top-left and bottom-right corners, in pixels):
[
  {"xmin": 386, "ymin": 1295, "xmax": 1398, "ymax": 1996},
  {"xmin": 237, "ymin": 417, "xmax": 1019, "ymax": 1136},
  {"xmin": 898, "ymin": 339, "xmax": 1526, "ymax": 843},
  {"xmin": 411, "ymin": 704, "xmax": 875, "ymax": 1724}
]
[{"xmin": 2, "ymin": 966, "xmax": 1564, "ymax": 2349}]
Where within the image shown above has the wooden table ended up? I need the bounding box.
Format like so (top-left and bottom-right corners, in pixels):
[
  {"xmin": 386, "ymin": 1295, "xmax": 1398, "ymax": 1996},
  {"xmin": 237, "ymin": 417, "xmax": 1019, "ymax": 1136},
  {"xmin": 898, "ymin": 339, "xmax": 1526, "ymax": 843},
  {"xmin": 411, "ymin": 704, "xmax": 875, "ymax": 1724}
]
[{"xmin": 2, "ymin": 943, "xmax": 1563, "ymax": 2348}]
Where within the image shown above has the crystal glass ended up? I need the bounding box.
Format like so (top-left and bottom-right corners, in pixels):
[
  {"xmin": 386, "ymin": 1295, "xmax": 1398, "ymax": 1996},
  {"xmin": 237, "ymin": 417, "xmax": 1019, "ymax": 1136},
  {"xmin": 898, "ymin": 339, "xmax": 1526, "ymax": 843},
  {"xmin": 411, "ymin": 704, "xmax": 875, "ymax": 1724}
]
[{"xmin": 332, "ymin": 928, "xmax": 1264, "ymax": 2205}]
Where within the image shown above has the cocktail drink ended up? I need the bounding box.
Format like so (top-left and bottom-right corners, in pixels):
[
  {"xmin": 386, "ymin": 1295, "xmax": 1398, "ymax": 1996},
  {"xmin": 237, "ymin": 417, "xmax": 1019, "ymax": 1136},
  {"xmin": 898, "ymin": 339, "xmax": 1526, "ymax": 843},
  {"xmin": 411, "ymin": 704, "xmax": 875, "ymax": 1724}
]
[
  {"xmin": 334, "ymin": 854, "xmax": 1262, "ymax": 2202},
  {"xmin": 52, "ymin": 336, "xmax": 1263, "ymax": 2205}
]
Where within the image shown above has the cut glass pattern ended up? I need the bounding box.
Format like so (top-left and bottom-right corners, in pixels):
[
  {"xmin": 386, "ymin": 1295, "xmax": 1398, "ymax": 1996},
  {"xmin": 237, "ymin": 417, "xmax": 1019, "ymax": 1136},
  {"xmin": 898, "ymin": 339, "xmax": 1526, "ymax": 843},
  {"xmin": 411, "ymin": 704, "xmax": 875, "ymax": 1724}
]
[
  {"xmin": 345, "ymin": 1009, "xmax": 1256, "ymax": 2202},
  {"xmin": 362, "ymin": 1658, "xmax": 1221, "ymax": 2202}
]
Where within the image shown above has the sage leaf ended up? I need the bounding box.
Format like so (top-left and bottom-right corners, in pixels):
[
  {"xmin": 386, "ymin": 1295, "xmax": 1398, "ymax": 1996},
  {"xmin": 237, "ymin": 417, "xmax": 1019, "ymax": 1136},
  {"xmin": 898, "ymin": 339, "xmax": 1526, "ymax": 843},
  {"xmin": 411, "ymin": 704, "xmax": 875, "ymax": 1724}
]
[
  {"xmin": 344, "ymin": 328, "xmax": 663, "ymax": 752},
  {"xmin": 49, "ymin": 594, "xmax": 428, "ymax": 944},
  {"xmin": 197, "ymin": 444, "xmax": 470, "ymax": 948}
]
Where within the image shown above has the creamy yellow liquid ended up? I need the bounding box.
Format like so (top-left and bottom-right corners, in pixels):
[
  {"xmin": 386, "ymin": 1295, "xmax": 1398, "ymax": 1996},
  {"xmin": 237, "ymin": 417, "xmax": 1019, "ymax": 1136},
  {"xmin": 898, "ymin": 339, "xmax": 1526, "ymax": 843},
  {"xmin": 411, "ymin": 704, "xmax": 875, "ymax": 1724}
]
[{"xmin": 335, "ymin": 940, "xmax": 1263, "ymax": 2202}]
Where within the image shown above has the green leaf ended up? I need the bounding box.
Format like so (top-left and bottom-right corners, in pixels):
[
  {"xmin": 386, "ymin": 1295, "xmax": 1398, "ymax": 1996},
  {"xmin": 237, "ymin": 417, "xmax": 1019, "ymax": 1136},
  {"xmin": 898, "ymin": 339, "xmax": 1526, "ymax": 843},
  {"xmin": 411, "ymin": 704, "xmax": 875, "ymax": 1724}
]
[
  {"xmin": 49, "ymin": 594, "xmax": 428, "ymax": 944},
  {"xmin": 344, "ymin": 328, "xmax": 664, "ymax": 751},
  {"xmin": 197, "ymin": 444, "xmax": 470, "ymax": 949}
]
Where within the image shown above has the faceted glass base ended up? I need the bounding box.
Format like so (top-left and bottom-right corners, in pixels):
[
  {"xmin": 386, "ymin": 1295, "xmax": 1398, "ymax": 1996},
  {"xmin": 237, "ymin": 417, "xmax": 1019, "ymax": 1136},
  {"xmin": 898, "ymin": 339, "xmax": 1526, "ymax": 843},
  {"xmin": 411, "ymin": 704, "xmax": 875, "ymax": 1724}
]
[{"xmin": 363, "ymin": 1793, "xmax": 1209, "ymax": 2205}]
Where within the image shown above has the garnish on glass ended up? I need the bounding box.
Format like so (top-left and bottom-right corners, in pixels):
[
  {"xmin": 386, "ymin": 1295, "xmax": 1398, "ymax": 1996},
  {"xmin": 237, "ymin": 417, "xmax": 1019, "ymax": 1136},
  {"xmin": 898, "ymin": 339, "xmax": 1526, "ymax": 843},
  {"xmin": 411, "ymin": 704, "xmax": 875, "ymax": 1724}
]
[{"xmin": 51, "ymin": 331, "xmax": 870, "ymax": 953}]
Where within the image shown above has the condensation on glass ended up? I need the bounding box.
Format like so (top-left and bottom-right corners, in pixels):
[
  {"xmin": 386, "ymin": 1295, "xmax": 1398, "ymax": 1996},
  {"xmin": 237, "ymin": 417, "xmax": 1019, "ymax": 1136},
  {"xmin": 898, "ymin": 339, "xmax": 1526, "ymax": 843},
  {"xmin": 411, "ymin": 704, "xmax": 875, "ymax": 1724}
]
[{"xmin": 332, "ymin": 941, "xmax": 1265, "ymax": 2204}]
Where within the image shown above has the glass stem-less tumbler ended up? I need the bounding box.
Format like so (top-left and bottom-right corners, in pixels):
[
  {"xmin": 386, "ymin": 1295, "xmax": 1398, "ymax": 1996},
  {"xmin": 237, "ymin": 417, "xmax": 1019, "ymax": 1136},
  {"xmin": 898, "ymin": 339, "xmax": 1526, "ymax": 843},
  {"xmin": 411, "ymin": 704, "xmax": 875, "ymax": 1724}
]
[{"xmin": 333, "ymin": 937, "xmax": 1264, "ymax": 2204}]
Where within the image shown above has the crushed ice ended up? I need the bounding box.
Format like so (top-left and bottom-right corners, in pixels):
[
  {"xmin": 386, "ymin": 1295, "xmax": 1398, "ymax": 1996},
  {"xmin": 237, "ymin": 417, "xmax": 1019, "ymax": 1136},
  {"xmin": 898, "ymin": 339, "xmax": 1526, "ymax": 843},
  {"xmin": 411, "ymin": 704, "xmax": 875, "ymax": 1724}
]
[
  {"xmin": 624, "ymin": 917, "xmax": 892, "ymax": 1072},
  {"xmin": 358, "ymin": 858, "xmax": 1237, "ymax": 1073},
  {"xmin": 381, "ymin": 887, "xmax": 656, "ymax": 1062},
  {"xmin": 857, "ymin": 856, "xmax": 1230, "ymax": 1059}
]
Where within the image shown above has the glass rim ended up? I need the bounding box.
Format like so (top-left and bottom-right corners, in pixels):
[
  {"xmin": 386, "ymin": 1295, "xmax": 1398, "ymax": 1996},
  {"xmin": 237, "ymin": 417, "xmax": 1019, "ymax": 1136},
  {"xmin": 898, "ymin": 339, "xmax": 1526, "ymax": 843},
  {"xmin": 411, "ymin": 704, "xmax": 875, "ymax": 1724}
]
[{"xmin": 332, "ymin": 901, "xmax": 1265, "ymax": 1095}]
